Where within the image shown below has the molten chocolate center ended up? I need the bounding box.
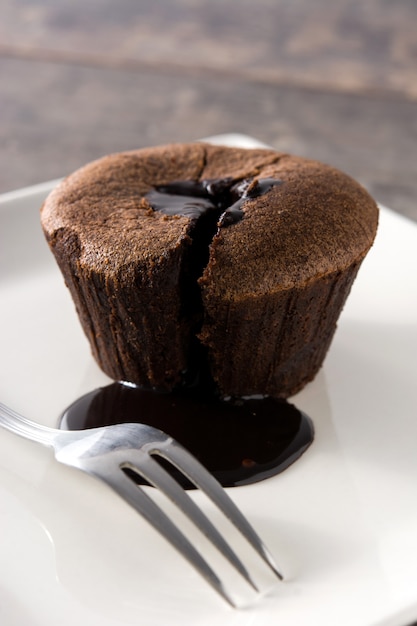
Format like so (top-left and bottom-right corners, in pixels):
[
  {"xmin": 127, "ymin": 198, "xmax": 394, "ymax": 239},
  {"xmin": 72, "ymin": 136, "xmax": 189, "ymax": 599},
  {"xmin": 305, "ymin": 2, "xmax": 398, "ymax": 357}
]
[{"xmin": 145, "ymin": 177, "xmax": 282, "ymax": 225}]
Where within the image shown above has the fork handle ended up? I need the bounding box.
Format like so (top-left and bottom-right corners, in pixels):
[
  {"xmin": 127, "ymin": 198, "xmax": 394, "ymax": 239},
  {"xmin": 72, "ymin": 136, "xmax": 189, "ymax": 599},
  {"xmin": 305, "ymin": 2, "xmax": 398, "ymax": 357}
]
[{"xmin": 0, "ymin": 402, "xmax": 57, "ymax": 447}]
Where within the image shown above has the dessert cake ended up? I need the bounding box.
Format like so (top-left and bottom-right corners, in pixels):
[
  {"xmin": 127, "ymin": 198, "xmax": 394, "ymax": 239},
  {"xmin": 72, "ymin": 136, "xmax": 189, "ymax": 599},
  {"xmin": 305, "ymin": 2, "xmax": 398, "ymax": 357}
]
[{"xmin": 40, "ymin": 142, "xmax": 378, "ymax": 398}]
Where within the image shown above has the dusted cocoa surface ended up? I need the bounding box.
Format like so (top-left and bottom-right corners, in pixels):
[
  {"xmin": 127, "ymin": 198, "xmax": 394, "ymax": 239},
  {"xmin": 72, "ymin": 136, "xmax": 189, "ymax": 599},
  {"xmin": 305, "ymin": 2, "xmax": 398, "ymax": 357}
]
[{"xmin": 41, "ymin": 142, "xmax": 378, "ymax": 397}]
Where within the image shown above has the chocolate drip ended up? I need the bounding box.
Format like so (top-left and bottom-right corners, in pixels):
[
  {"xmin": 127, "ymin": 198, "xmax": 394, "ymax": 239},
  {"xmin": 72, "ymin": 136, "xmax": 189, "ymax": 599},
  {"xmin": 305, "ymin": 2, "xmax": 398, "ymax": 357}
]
[{"xmin": 143, "ymin": 175, "xmax": 286, "ymax": 395}]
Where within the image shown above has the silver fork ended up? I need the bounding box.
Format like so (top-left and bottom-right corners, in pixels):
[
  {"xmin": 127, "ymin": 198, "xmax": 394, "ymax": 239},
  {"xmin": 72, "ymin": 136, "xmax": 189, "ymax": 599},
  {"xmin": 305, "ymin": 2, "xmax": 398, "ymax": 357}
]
[{"xmin": 0, "ymin": 401, "xmax": 282, "ymax": 607}]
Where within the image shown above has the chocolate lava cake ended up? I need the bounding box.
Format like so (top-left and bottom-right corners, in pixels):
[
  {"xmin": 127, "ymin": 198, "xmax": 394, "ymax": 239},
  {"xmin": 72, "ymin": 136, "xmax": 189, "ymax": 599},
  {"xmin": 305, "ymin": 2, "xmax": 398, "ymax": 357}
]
[{"xmin": 40, "ymin": 142, "xmax": 378, "ymax": 398}]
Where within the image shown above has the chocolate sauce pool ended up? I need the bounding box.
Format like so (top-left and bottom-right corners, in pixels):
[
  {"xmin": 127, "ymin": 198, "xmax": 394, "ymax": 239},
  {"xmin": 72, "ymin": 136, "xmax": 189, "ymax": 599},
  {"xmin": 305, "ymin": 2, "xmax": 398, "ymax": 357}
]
[{"xmin": 60, "ymin": 382, "xmax": 313, "ymax": 489}]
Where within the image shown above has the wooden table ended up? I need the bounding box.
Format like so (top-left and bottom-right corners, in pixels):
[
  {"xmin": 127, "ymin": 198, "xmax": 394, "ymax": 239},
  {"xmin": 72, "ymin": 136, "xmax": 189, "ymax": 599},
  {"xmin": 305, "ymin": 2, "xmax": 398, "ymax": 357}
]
[{"xmin": 1, "ymin": 0, "xmax": 416, "ymax": 225}]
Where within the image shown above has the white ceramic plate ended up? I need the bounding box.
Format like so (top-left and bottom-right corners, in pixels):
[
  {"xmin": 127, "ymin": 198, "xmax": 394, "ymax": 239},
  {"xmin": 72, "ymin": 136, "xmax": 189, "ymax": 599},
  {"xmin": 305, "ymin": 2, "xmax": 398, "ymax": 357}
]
[{"xmin": 1, "ymin": 135, "xmax": 417, "ymax": 626}]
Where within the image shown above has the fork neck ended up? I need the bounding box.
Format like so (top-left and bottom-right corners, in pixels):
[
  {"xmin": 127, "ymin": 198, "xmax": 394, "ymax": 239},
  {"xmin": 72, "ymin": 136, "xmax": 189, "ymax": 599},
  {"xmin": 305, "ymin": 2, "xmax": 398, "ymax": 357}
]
[{"xmin": 0, "ymin": 403, "xmax": 57, "ymax": 447}]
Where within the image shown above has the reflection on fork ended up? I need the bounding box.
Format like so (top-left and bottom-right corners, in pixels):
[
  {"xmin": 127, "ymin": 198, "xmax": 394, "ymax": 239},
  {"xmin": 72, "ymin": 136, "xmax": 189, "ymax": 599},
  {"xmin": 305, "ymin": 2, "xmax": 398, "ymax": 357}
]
[{"xmin": 0, "ymin": 401, "xmax": 283, "ymax": 607}]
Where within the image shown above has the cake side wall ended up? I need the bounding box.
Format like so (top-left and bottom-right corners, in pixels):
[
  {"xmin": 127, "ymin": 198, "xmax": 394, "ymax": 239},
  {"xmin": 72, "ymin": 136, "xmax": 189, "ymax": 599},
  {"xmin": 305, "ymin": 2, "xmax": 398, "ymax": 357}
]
[
  {"xmin": 199, "ymin": 258, "xmax": 364, "ymax": 398},
  {"xmin": 44, "ymin": 225, "xmax": 197, "ymax": 389}
]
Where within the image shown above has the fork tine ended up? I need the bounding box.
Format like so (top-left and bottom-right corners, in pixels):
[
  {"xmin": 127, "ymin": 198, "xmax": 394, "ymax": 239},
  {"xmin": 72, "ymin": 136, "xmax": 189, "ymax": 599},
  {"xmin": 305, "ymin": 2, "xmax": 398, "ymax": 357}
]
[
  {"xmin": 153, "ymin": 439, "xmax": 284, "ymax": 581},
  {"xmin": 98, "ymin": 467, "xmax": 237, "ymax": 607},
  {"xmin": 122, "ymin": 454, "xmax": 259, "ymax": 592}
]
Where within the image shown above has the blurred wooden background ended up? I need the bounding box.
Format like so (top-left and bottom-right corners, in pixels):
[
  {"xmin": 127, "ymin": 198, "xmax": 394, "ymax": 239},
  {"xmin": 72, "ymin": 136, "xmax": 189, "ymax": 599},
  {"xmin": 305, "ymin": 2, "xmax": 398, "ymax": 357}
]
[{"xmin": 0, "ymin": 0, "xmax": 416, "ymax": 221}]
